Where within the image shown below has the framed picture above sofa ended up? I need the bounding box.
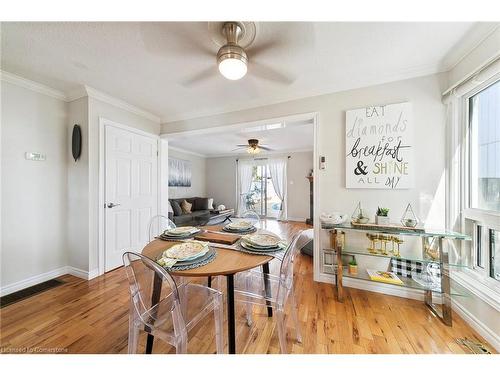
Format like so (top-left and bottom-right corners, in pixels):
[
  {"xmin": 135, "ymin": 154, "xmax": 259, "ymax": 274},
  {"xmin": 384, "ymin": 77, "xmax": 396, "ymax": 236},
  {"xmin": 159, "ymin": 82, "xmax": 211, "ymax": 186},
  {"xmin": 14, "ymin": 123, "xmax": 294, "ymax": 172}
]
[{"xmin": 168, "ymin": 157, "xmax": 192, "ymax": 187}]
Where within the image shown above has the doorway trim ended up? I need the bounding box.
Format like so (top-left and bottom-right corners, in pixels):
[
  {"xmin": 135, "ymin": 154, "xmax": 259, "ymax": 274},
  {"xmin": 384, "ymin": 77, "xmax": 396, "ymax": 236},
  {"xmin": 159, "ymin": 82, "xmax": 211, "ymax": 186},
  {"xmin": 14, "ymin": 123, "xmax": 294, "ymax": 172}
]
[
  {"xmin": 162, "ymin": 111, "xmax": 320, "ymax": 279},
  {"xmin": 97, "ymin": 117, "xmax": 163, "ymax": 276}
]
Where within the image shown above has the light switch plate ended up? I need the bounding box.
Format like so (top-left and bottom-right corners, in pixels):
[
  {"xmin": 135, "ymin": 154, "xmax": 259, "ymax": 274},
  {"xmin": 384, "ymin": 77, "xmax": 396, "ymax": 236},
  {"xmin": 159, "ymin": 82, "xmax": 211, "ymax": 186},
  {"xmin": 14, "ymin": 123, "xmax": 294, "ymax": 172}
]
[{"xmin": 25, "ymin": 152, "xmax": 46, "ymax": 161}]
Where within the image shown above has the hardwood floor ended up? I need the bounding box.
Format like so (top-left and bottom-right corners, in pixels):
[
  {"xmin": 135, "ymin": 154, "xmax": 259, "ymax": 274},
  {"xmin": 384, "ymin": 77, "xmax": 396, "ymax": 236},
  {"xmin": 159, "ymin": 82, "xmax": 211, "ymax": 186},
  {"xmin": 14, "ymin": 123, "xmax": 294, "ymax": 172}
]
[{"xmin": 0, "ymin": 220, "xmax": 494, "ymax": 354}]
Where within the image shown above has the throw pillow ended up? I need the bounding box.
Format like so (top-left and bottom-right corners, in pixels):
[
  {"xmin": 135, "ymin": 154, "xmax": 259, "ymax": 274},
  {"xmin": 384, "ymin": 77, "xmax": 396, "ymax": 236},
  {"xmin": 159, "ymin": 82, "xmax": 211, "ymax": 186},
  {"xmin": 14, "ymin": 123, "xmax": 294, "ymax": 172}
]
[
  {"xmin": 181, "ymin": 199, "xmax": 192, "ymax": 214},
  {"xmin": 167, "ymin": 200, "xmax": 174, "ymax": 213},
  {"xmin": 170, "ymin": 200, "xmax": 182, "ymax": 216},
  {"xmin": 194, "ymin": 197, "xmax": 209, "ymax": 211},
  {"xmin": 208, "ymin": 198, "xmax": 214, "ymax": 210}
]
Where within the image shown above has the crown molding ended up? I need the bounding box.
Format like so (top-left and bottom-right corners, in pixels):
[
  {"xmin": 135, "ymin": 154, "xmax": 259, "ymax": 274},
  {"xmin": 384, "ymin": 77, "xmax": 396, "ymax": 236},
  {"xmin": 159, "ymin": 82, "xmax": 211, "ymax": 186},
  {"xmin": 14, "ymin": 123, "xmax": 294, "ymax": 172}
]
[
  {"xmin": 168, "ymin": 145, "xmax": 207, "ymax": 158},
  {"xmin": 82, "ymin": 86, "xmax": 161, "ymax": 123},
  {"xmin": 1, "ymin": 71, "xmax": 161, "ymax": 124},
  {"xmin": 440, "ymin": 23, "xmax": 500, "ymax": 72},
  {"xmin": 0, "ymin": 70, "xmax": 67, "ymax": 101}
]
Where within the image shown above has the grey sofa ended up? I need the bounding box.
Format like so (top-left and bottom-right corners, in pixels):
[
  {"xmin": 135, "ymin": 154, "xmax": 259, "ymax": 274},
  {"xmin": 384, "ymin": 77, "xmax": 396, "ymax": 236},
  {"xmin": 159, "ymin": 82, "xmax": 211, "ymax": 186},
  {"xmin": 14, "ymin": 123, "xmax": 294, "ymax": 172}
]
[{"xmin": 168, "ymin": 197, "xmax": 215, "ymax": 226}]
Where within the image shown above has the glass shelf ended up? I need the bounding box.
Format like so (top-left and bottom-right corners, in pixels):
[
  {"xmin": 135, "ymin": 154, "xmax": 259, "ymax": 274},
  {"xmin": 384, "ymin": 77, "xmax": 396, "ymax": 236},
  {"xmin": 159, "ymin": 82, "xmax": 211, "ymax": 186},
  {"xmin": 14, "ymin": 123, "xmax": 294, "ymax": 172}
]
[
  {"xmin": 323, "ymin": 247, "xmax": 469, "ymax": 268},
  {"xmin": 322, "ymin": 222, "xmax": 471, "ymax": 240},
  {"xmin": 339, "ymin": 267, "xmax": 469, "ymax": 297}
]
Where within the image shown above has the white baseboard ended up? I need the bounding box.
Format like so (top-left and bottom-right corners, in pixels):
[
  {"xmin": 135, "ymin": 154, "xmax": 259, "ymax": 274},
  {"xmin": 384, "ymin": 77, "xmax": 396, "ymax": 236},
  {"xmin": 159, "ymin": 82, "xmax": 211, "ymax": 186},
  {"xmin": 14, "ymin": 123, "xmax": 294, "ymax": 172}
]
[
  {"xmin": 88, "ymin": 268, "xmax": 100, "ymax": 280},
  {"xmin": 452, "ymin": 299, "xmax": 500, "ymax": 352},
  {"xmin": 0, "ymin": 267, "xmax": 68, "ymax": 297},
  {"xmin": 286, "ymin": 217, "xmax": 307, "ymax": 222},
  {"xmin": 1, "ymin": 266, "xmax": 95, "ymax": 297},
  {"xmin": 66, "ymin": 266, "xmax": 89, "ymax": 280}
]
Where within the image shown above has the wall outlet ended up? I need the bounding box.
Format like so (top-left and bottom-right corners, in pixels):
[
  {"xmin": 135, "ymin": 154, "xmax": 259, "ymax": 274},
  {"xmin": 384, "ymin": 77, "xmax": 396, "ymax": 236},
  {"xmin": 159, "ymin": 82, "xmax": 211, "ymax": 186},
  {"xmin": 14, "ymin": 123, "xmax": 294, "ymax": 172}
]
[{"xmin": 25, "ymin": 152, "xmax": 46, "ymax": 161}]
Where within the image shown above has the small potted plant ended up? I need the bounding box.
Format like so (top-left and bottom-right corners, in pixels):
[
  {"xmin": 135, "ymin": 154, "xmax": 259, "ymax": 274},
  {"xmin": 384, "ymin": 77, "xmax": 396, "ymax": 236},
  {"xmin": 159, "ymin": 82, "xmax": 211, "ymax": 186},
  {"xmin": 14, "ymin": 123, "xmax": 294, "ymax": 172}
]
[
  {"xmin": 376, "ymin": 207, "xmax": 390, "ymax": 225},
  {"xmin": 348, "ymin": 257, "xmax": 358, "ymax": 275}
]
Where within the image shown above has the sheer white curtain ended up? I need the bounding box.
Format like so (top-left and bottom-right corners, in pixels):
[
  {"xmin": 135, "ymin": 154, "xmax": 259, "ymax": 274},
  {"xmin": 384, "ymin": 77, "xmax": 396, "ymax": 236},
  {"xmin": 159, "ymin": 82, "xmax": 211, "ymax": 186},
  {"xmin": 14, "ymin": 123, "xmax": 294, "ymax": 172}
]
[
  {"xmin": 237, "ymin": 159, "xmax": 254, "ymax": 217},
  {"xmin": 268, "ymin": 157, "xmax": 288, "ymax": 221}
]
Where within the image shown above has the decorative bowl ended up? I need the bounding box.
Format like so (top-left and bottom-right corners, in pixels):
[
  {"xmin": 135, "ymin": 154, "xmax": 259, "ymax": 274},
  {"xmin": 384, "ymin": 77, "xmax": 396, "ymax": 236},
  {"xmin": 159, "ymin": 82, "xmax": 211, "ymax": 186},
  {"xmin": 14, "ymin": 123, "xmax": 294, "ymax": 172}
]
[{"xmin": 320, "ymin": 212, "xmax": 347, "ymax": 225}]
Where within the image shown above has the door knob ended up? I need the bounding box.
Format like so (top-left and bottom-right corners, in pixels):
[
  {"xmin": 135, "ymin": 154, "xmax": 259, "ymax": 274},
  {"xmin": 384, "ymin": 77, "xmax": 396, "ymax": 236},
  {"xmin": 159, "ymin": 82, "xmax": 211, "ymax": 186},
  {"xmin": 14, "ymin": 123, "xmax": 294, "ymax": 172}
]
[{"xmin": 107, "ymin": 203, "xmax": 121, "ymax": 208}]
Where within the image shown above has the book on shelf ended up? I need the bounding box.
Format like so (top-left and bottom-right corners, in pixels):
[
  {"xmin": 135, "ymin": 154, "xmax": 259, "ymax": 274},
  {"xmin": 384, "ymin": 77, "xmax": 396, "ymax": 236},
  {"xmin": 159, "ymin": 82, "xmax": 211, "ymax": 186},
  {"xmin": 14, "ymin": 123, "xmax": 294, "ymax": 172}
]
[{"xmin": 366, "ymin": 269, "xmax": 404, "ymax": 285}]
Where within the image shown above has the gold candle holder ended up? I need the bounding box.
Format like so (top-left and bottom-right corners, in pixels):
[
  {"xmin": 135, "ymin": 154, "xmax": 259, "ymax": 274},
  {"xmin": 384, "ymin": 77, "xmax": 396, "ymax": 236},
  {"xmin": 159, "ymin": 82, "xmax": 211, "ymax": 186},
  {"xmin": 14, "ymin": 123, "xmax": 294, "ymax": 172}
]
[{"xmin": 366, "ymin": 233, "xmax": 377, "ymax": 254}]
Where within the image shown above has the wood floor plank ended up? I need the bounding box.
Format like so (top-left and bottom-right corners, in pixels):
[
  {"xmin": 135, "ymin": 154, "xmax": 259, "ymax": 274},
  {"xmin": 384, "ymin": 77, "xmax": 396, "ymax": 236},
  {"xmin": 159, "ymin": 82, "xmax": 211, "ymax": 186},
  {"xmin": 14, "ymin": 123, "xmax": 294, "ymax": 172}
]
[{"xmin": 0, "ymin": 220, "xmax": 494, "ymax": 354}]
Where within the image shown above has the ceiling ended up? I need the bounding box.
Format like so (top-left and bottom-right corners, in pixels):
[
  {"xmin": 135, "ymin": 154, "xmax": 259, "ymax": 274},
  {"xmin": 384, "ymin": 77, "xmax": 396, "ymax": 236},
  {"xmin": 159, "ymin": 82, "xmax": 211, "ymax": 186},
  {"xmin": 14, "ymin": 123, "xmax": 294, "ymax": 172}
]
[
  {"xmin": 1, "ymin": 22, "xmax": 496, "ymax": 123},
  {"xmin": 168, "ymin": 118, "xmax": 314, "ymax": 157}
]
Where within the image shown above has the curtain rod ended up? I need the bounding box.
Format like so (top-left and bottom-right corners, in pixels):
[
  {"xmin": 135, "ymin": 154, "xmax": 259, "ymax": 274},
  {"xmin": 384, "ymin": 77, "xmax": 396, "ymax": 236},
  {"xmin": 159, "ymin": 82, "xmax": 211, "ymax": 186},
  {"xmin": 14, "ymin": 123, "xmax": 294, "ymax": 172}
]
[{"xmin": 236, "ymin": 156, "xmax": 291, "ymax": 162}]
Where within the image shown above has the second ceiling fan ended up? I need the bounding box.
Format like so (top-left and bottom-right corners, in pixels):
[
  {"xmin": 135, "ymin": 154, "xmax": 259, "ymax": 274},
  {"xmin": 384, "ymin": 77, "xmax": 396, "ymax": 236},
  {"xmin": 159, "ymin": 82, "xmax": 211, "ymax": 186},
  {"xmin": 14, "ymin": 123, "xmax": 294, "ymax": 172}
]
[{"xmin": 232, "ymin": 139, "xmax": 273, "ymax": 154}]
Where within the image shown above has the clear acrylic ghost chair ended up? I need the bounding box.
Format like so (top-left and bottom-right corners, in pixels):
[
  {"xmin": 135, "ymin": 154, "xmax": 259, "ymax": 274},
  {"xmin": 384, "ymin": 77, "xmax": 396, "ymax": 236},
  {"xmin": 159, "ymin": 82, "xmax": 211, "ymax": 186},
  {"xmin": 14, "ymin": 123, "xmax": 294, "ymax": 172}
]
[
  {"xmin": 122, "ymin": 252, "xmax": 224, "ymax": 354},
  {"xmin": 233, "ymin": 230, "xmax": 309, "ymax": 353},
  {"xmin": 147, "ymin": 214, "xmax": 176, "ymax": 242},
  {"xmin": 236, "ymin": 210, "xmax": 262, "ymax": 229}
]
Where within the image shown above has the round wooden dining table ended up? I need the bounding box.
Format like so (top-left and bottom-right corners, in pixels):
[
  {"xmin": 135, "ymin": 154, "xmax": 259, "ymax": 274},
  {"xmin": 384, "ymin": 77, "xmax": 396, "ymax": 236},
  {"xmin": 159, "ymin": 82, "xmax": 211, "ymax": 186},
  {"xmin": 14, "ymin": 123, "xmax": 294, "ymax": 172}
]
[{"xmin": 141, "ymin": 225, "xmax": 274, "ymax": 354}]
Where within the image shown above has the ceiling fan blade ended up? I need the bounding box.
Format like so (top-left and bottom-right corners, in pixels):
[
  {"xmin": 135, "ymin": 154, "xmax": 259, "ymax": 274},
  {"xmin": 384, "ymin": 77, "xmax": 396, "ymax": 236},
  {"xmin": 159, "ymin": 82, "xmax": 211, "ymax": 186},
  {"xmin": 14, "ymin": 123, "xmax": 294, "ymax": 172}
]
[
  {"xmin": 181, "ymin": 66, "xmax": 217, "ymax": 87},
  {"xmin": 231, "ymin": 147, "xmax": 246, "ymax": 151},
  {"xmin": 246, "ymin": 39, "xmax": 282, "ymax": 57},
  {"xmin": 236, "ymin": 144, "xmax": 249, "ymax": 147},
  {"xmin": 250, "ymin": 61, "xmax": 295, "ymax": 85},
  {"xmin": 259, "ymin": 146, "xmax": 274, "ymax": 151}
]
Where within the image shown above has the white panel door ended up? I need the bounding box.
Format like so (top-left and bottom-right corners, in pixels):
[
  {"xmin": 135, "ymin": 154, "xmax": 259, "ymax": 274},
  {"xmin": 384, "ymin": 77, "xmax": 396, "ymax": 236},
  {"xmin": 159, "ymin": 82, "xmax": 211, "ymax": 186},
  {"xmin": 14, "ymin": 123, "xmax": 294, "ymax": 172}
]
[{"xmin": 105, "ymin": 125, "xmax": 158, "ymax": 272}]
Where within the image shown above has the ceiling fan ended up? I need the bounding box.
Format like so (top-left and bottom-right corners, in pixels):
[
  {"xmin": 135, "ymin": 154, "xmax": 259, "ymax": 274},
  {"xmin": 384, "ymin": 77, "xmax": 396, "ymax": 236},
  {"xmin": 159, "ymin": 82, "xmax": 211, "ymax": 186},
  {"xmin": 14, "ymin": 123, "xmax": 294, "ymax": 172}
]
[
  {"xmin": 182, "ymin": 21, "xmax": 295, "ymax": 85},
  {"xmin": 232, "ymin": 139, "xmax": 273, "ymax": 154}
]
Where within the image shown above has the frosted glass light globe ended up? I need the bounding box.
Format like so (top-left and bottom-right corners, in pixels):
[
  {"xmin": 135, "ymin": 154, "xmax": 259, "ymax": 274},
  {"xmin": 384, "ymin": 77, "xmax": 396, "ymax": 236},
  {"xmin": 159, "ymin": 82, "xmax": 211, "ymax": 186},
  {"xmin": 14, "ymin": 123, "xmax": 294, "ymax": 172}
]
[{"xmin": 218, "ymin": 58, "xmax": 247, "ymax": 80}]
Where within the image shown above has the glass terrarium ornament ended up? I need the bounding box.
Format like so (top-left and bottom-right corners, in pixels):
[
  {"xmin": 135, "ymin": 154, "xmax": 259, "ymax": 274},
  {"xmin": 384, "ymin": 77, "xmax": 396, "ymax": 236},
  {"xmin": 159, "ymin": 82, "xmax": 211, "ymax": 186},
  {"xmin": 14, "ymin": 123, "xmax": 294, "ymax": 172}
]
[
  {"xmin": 351, "ymin": 202, "xmax": 369, "ymax": 224},
  {"xmin": 400, "ymin": 203, "xmax": 419, "ymax": 228}
]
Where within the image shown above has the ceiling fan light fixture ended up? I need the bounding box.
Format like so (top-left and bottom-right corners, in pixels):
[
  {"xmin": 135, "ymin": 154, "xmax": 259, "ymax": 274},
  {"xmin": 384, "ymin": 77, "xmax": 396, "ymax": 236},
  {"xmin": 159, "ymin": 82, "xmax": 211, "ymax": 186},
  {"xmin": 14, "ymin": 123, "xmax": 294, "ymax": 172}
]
[
  {"xmin": 218, "ymin": 56, "xmax": 247, "ymax": 80},
  {"xmin": 217, "ymin": 22, "xmax": 248, "ymax": 81},
  {"xmin": 247, "ymin": 146, "xmax": 261, "ymax": 154}
]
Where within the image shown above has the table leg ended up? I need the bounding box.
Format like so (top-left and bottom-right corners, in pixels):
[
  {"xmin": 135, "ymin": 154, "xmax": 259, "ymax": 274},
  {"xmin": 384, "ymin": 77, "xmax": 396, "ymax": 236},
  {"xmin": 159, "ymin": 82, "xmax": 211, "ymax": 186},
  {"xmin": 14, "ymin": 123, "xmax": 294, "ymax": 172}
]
[
  {"xmin": 262, "ymin": 262, "xmax": 273, "ymax": 317},
  {"xmin": 145, "ymin": 273, "xmax": 162, "ymax": 354},
  {"xmin": 207, "ymin": 276, "xmax": 212, "ymax": 288},
  {"xmin": 226, "ymin": 274, "xmax": 236, "ymax": 354}
]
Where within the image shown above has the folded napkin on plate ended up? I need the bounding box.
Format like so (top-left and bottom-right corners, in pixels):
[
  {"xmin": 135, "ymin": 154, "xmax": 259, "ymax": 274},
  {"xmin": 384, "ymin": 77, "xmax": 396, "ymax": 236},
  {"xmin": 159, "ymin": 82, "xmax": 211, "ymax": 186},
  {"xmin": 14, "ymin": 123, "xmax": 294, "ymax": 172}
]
[{"xmin": 157, "ymin": 240, "xmax": 210, "ymax": 268}]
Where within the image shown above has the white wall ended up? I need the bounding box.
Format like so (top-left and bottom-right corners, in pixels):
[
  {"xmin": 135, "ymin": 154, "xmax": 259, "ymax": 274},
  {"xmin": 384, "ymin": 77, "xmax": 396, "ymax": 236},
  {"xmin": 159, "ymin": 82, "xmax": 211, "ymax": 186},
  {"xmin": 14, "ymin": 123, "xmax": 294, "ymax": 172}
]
[
  {"xmin": 206, "ymin": 157, "xmax": 236, "ymax": 210},
  {"xmin": 1, "ymin": 82, "xmax": 68, "ymax": 289},
  {"xmin": 205, "ymin": 151, "xmax": 313, "ymax": 220},
  {"xmin": 67, "ymin": 97, "xmax": 89, "ymax": 272},
  {"xmin": 168, "ymin": 148, "xmax": 206, "ymax": 199},
  {"xmin": 287, "ymin": 151, "xmax": 314, "ymax": 220},
  {"xmin": 163, "ymin": 73, "xmax": 447, "ymax": 229}
]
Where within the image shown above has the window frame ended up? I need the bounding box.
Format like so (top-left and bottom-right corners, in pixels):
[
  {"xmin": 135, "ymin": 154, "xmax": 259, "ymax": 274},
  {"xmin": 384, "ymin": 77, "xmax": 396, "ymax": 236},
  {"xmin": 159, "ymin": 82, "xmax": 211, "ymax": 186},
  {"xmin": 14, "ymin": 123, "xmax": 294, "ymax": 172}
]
[{"xmin": 460, "ymin": 74, "xmax": 500, "ymax": 292}]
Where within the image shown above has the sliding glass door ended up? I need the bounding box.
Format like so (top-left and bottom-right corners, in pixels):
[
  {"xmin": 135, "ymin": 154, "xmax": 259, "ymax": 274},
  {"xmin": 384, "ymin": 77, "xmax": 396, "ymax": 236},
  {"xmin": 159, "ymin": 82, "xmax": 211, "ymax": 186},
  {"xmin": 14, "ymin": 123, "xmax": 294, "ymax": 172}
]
[{"xmin": 246, "ymin": 165, "xmax": 280, "ymax": 218}]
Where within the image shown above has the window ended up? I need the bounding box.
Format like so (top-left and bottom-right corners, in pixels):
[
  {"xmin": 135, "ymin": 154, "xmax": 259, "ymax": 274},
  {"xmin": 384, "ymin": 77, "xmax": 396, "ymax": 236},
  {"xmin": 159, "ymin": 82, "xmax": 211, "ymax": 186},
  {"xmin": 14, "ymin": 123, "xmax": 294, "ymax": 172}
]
[
  {"xmin": 469, "ymin": 79, "xmax": 500, "ymax": 212},
  {"xmin": 465, "ymin": 78, "xmax": 500, "ymax": 285},
  {"xmin": 490, "ymin": 229, "xmax": 500, "ymax": 281}
]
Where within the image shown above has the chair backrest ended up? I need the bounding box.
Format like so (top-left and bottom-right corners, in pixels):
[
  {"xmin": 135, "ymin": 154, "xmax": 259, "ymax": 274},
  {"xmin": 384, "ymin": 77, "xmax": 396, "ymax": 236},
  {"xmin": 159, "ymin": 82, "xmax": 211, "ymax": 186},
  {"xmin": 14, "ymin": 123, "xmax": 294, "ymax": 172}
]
[
  {"xmin": 148, "ymin": 214, "xmax": 176, "ymax": 241},
  {"xmin": 240, "ymin": 210, "xmax": 261, "ymax": 228},
  {"xmin": 122, "ymin": 252, "xmax": 184, "ymax": 331},
  {"xmin": 276, "ymin": 230, "xmax": 310, "ymax": 304}
]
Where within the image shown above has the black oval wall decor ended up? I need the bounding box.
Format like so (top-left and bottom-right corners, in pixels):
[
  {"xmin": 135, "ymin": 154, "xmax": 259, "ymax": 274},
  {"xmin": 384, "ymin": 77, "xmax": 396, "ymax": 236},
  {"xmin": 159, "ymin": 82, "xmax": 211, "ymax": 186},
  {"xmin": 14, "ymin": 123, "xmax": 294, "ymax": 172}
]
[{"xmin": 72, "ymin": 124, "xmax": 82, "ymax": 161}]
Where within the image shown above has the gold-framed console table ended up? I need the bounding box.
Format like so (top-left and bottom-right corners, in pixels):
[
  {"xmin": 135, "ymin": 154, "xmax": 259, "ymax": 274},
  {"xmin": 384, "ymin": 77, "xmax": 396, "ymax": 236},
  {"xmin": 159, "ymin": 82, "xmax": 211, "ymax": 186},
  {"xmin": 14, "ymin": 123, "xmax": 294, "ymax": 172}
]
[{"xmin": 323, "ymin": 223, "xmax": 471, "ymax": 326}]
